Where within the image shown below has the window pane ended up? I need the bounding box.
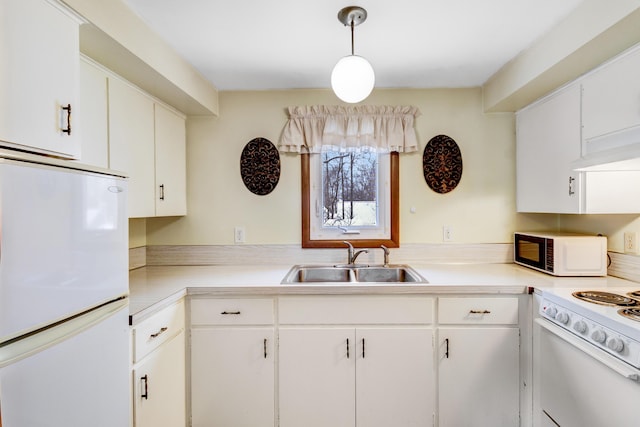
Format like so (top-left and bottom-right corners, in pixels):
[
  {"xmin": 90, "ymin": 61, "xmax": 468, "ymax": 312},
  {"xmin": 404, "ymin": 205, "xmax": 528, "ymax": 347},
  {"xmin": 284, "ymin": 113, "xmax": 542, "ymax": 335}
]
[{"xmin": 321, "ymin": 151, "xmax": 378, "ymax": 228}]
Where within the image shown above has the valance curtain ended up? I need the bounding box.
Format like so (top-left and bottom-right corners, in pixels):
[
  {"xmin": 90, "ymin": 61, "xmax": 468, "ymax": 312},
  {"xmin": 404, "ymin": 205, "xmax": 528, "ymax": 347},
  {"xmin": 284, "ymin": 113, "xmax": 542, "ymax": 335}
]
[{"xmin": 278, "ymin": 105, "xmax": 421, "ymax": 153}]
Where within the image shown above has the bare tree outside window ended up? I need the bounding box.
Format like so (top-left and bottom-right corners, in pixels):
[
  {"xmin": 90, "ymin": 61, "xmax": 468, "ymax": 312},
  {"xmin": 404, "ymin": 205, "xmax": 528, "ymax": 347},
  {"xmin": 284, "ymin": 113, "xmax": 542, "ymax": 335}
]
[{"xmin": 321, "ymin": 150, "xmax": 378, "ymax": 228}]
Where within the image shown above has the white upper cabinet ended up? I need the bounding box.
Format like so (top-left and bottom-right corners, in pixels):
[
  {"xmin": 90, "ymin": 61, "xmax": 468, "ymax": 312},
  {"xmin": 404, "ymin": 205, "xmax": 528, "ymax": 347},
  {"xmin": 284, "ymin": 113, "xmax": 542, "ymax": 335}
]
[
  {"xmin": 108, "ymin": 77, "xmax": 156, "ymax": 218},
  {"xmin": 154, "ymin": 104, "xmax": 187, "ymax": 217},
  {"xmin": 582, "ymin": 46, "xmax": 640, "ymax": 142},
  {"xmin": 516, "ymin": 44, "xmax": 640, "ymax": 214},
  {"xmin": 0, "ymin": 0, "xmax": 81, "ymax": 158},
  {"xmin": 516, "ymin": 83, "xmax": 582, "ymax": 213},
  {"xmin": 77, "ymin": 58, "xmax": 109, "ymax": 168}
]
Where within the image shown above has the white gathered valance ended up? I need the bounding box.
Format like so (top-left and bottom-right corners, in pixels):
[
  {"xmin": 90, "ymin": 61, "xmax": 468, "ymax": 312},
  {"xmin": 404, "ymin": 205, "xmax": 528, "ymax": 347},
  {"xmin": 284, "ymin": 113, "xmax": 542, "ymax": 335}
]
[{"xmin": 279, "ymin": 105, "xmax": 421, "ymax": 154}]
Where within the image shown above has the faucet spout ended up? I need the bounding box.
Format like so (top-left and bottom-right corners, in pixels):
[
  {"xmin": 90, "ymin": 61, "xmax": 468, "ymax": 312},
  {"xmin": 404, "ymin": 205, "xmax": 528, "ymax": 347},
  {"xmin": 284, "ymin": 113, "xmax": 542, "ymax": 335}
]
[
  {"xmin": 351, "ymin": 249, "xmax": 369, "ymax": 264},
  {"xmin": 380, "ymin": 245, "xmax": 390, "ymax": 267},
  {"xmin": 343, "ymin": 241, "xmax": 354, "ymax": 265}
]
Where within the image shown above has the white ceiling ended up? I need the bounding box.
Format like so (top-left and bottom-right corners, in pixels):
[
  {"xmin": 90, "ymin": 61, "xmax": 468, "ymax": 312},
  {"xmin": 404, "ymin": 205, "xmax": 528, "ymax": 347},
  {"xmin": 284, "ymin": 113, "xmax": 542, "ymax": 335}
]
[{"xmin": 123, "ymin": 0, "xmax": 585, "ymax": 91}]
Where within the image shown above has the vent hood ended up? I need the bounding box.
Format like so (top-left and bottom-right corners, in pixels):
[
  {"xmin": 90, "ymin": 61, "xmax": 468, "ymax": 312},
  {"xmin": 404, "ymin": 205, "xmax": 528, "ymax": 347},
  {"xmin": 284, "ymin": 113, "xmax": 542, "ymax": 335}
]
[{"xmin": 572, "ymin": 126, "xmax": 640, "ymax": 171}]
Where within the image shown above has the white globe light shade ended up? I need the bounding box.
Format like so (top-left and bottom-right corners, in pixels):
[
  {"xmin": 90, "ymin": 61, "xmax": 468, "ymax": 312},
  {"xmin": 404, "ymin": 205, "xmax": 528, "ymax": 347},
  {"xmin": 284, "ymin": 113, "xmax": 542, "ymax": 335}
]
[{"xmin": 331, "ymin": 55, "xmax": 375, "ymax": 103}]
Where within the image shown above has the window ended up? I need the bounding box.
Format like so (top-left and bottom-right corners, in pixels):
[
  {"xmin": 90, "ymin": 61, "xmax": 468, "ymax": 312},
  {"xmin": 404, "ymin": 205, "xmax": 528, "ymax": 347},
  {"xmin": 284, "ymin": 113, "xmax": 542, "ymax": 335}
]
[{"xmin": 302, "ymin": 151, "xmax": 399, "ymax": 248}]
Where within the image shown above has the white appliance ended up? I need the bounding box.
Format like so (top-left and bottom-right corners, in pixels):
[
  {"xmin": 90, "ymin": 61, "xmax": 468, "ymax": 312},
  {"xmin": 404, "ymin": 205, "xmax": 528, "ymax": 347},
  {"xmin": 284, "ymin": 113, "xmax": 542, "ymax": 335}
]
[
  {"xmin": 514, "ymin": 232, "xmax": 608, "ymax": 276},
  {"xmin": 534, "ymin": 287, "xmax": 640, "ymax": 426},
  {"xmin": 0, "ymin": 156, "xmax": 129, "ymax": 426}
]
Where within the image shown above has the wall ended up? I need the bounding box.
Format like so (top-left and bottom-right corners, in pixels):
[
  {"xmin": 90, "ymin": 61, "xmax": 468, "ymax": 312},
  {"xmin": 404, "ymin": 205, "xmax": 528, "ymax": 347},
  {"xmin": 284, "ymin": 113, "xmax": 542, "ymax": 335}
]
[{"xmin": 146, "ymin": 87, "xmax": 560, "ymax": 247}]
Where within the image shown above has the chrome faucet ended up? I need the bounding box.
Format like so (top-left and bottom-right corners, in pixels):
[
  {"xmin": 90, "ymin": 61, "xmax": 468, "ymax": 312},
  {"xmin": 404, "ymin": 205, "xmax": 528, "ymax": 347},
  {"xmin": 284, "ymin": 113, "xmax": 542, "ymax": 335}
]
[
  {"xmin": 343, "ymin": 241, "xmax": 369, "ymax": 265},
  {"xmin": 380, "ymin": 245, "xmax": 390, "ymax": 267}
]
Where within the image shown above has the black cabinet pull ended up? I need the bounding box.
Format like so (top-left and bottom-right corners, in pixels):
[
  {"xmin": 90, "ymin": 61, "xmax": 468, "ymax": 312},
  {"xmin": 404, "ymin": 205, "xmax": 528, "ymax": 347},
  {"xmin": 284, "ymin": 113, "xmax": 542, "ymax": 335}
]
[
  {"xmin": 445, "ymin": 338, "xmax": 450, "ymax": 359},
  {"xmin": 61, "ymin": 104, "xmax": 72, "ymax": 135},
  {"xmin": 264, "ymin": 338, "xmax": 267, "ymax": 359},
  {"xmin": 469, "ymin": 309, "xmax": 491, "ymax": 314},
  {"xmin": 346, "ymin": 338, "xmax": 350, "ymax": 359},
  {"xmin": 141, "ymin": 374, "xmax": 149, "ymax": 400},
  {"xmin": 362, "ymin": 338, "xmax": 365, "ymax": 358},
  {"xmin": 220, "ymin": 311, "xmax": 241, "ymax": 315}
]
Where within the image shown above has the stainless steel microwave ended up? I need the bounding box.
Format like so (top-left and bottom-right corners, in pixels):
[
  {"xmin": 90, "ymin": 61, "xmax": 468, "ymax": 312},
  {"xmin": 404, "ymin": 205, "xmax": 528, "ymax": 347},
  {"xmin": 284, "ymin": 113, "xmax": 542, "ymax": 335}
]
[{"xmin": 514, "ymin": 232, "xmax": 607, "ymax": 276}]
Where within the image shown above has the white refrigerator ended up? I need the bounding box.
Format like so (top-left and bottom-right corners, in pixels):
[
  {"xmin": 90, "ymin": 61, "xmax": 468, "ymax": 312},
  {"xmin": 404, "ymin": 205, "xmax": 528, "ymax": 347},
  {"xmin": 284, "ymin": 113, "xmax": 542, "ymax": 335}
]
[{"xmin": 0, "ymin": 156, "xmax": 129, "ymax": 426}]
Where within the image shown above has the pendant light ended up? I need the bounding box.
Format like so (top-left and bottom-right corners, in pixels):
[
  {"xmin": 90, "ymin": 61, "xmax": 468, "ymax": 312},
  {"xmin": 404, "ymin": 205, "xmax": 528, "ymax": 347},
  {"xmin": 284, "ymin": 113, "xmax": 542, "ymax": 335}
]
[{"xmin": 331, "ymin": 6, "xmax": 375, "ymax": 103}]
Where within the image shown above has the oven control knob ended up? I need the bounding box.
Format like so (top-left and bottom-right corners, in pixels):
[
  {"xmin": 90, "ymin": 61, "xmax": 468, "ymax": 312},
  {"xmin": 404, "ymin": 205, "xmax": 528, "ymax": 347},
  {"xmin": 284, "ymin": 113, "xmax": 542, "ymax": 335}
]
[
  {"xmin": 556, "ymin": 312, "xmax": 570, "ymax": 324},
  {"xmin": 592, "ymin": 329, "xmax": 607, "ymax": 344},
  {"xmin": 573, "ymin": 320, "xmax": 588, "ymax": 334},
  {"xmin": 607, "ymin": 338, "xmax": 625, "ymax": 353},
  {"xmin": 546, "ymin": 307, "xmax": 558, "ymax": 318}
]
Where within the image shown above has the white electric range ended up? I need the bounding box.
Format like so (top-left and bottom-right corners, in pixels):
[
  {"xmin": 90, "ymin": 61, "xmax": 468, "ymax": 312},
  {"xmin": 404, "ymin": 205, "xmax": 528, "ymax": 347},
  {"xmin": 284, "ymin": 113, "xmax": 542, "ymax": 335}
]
[{"xmin": 535, "ymin": 285, "xmax": 640, "ymax": 426}]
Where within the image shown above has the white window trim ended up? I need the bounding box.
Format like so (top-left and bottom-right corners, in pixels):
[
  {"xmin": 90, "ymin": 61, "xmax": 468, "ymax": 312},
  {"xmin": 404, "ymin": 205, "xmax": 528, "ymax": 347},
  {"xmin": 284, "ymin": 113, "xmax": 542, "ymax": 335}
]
[{"xmin": 308, "ymin": 152, "xmax": 391, "ymax": 241}]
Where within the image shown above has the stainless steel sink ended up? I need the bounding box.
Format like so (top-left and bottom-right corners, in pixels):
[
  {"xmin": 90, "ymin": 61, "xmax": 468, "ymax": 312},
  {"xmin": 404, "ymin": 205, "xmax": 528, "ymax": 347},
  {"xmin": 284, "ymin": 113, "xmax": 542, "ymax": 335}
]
[{"xmin": 281, "ymin": 264, "xmax": 428, "ymax": 284}]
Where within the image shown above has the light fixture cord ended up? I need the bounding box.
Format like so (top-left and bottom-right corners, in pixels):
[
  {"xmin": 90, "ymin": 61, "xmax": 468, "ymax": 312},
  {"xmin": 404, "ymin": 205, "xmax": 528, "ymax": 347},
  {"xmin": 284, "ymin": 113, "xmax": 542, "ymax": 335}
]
[{"xmin": 350, "ymin": 19, "xmax": 355, "ymax": 55}]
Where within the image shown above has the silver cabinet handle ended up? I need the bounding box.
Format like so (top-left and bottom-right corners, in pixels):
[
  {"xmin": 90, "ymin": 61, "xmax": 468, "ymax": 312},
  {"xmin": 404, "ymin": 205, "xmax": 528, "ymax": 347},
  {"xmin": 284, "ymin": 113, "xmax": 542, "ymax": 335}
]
[
  {"xmin": 469, "ymin": 309, "xmax": 491, "ymax": 314},
  {"xmin": 150, "ymin": 327, "xmax": 168, "ymax": 339},
  {"xmin": 159, "ymin": 184, "xmax": 165, "ymax": 200}
]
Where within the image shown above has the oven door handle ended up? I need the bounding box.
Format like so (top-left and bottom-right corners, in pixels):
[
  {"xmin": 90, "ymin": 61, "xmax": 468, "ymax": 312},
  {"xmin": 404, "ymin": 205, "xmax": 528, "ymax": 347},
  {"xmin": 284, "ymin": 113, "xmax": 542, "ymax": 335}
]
[{"xmin": 535, "ymin": 318, "xmax": 640, "ymax": 382}]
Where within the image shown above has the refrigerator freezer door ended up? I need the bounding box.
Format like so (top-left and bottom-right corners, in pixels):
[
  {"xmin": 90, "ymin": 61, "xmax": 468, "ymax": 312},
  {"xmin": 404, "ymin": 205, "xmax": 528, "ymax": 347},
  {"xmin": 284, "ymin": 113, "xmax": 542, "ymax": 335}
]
[
  {"xmin": 0, "ymin": 299, "xmax": 129, "ymax": 427},
  {"xmin": 0, "ymin": 159, "xmax": 128, "ymax": 342}
]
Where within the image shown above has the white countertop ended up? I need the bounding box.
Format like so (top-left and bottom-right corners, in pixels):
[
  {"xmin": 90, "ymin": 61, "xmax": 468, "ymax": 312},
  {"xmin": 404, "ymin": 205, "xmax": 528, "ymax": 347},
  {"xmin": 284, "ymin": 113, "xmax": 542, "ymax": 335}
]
[{"xmin": 128, "ymin": 263, "xmax": 638, "ymax": 324}]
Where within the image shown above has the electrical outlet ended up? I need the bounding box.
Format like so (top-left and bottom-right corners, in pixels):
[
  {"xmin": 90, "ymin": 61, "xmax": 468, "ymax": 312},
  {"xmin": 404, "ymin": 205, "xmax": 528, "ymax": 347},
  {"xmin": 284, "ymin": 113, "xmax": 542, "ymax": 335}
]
[
  {"xmin": 234, "ymin": 226, "xmax": 246, "ymax": 244},
  {"xmin": 624, "ymin": 231, "xmax": 638, "ymax": 254},
  {"xmin": 443, "ymin": 225, "xmax": 453, "ymax": 242}
]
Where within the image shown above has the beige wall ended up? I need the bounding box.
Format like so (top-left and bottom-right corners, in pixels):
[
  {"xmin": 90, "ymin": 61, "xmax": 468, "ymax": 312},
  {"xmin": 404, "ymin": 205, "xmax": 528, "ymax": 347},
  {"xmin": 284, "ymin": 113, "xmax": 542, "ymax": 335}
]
[
  {"xmin": 146, "ymin": 87, "xmax": 557, "ymax": 246},
  {"xmin": 142, "ymin": 87, "xmax": 640, "ymax": 252}
]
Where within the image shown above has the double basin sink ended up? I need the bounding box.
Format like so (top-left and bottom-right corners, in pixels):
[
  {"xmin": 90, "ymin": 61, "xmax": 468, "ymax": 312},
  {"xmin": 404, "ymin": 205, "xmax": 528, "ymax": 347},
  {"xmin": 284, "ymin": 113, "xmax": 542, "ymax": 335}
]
[{"xmin": 281, "ymin": 264, "xmax": 428, "ymax": 284}]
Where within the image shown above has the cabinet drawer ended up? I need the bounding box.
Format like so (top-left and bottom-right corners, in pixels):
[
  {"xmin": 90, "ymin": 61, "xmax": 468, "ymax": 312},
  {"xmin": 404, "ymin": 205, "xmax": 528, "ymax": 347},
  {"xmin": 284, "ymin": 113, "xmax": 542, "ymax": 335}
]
[
  {"xmin": 133, "ymin": 300, "xmax": 185, "ymax": 362},
  {"xmin": 438, "ymin": 297, "xmax": 518, "ymax": 325},
  {"xmin": 279, "ymin": 296, "xmax": 434, "ymax": 325},
  {"xmin": 191, "ymin": 298, "xmax": 274, "ymax": 325}
]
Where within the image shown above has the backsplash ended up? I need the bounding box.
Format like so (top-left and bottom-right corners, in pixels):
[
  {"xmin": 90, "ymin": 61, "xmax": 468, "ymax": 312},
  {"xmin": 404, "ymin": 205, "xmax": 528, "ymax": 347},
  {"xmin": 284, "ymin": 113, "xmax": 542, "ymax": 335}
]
[
  {"xmin": 607, "ymin": 252, "xmax": 640, "ymax": 283},
  {"xmin": 132, "ymin": 243, "xmax": 513, "ymax": 268},
  {"xmin": 129, "ymin": 244, "xmax": 640, "ymax": 284}
]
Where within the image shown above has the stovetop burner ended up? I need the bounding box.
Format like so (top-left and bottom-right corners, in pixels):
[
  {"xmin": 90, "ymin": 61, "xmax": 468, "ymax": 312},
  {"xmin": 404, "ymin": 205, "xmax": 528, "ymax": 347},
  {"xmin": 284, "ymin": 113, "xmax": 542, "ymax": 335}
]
[
  {"xmin": 572, "ymin": 290, "xmax": 640, "ymax": 307},
  {"xmin": 628, "ymin": 290, "xmax": 640, "ymax": 299},
  {"xmin": 618, "ymin": 307, "xmax": 640, "ymax": 322}
]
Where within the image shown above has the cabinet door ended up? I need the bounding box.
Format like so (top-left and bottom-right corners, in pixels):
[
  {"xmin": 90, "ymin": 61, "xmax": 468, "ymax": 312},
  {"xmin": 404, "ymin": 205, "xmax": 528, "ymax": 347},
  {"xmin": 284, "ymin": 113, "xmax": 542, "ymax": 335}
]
[
  {"xmin": 191, "ymin": 328, "xmax": 275, "ymax": 427},
  {"xmin": 154, "ymin": 104, "xmax": 187, "ymax": 216},
  {"xmin": 516, "ymin": 84, "xmax": 581, "ymax": 213},
  {"xmin": 133, "ymin": 331, "xmax": 186, "ymax": 427},
  {"xmin": 108, "ymin": 77, "xmax": 155, "ymax": 218},
  {"xmin": 355, "ymin": 328, "xmax": 435, "ymax": 427},
  {"xmin": 438, "ymin": 327, "xmax": 519, "ymax": 427},
  {"xmin": 279, "ymin": 328, "xmax": 356, "ymax": 427},
  {"xmin": 0, "ymin": 0, "xmax": 80, "ymax": 158},
  {"xmin": 78, "ymin": 58, "xmax": 109, "ymax": 168},
  {"xmin": 582, "ymin": 46, "xmax": 640, "ymax": 141}
]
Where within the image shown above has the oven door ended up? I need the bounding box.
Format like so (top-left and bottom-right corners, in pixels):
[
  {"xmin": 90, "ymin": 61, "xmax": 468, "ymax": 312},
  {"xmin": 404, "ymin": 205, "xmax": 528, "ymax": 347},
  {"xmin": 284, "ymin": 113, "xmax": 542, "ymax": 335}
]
[{"xmin": 534, "ymin": 318, "xmax": 640, "ymax": 427}]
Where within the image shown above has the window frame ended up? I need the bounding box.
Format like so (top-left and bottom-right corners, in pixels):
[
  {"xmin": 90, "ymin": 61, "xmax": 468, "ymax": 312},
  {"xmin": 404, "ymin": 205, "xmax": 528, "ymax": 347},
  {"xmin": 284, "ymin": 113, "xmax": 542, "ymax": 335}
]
[{"xmin": 301, "ymin": 152, "xmax": 400, "ymax": 249}]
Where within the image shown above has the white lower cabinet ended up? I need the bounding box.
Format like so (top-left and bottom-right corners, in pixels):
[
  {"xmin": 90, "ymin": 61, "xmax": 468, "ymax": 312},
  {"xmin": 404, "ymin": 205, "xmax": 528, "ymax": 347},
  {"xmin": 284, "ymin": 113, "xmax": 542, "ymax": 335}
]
[
  {"xmin": 131, "ymin": 300, "xmax": 186, "ymax": 427},
  {"xmin": 279, "ymin": 327, "xmax": 434, "ymax": 427},
  {"xmin": 437, "ymin": 297, "xmax": 520, "ymax": 427},
  {"xmin": 190, "ymin": 298, "xmax": 275, "ymax": 427},
  {"xmin": 278, "ymin": 296, "xmax": 435, "ymax": 427}
]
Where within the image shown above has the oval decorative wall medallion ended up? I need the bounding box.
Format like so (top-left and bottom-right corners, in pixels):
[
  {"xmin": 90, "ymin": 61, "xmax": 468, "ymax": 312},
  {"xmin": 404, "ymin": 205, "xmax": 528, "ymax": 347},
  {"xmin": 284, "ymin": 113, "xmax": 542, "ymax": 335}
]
[
  {"xmin": 422, "ymin": 134, "xmax": 463, "ymax": 194},
  {"xmin": 240, "ymin": 137, "xmax": 281, "ymax": 195}
]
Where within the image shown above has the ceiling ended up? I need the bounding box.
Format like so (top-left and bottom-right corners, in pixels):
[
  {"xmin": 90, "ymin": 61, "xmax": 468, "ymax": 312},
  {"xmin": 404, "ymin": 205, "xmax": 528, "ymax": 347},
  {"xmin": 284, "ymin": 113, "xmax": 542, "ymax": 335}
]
[{"xmin": 123, "ymin": 0, "xmax": 585, "ymax": 92}]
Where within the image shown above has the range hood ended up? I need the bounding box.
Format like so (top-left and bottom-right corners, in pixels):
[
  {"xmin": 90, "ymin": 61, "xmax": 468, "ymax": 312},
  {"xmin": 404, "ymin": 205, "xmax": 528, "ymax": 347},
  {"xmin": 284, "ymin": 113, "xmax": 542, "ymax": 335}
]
[{"xmin": 572, "ymin": 125, "xmax": 640, "ymax": 171}]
